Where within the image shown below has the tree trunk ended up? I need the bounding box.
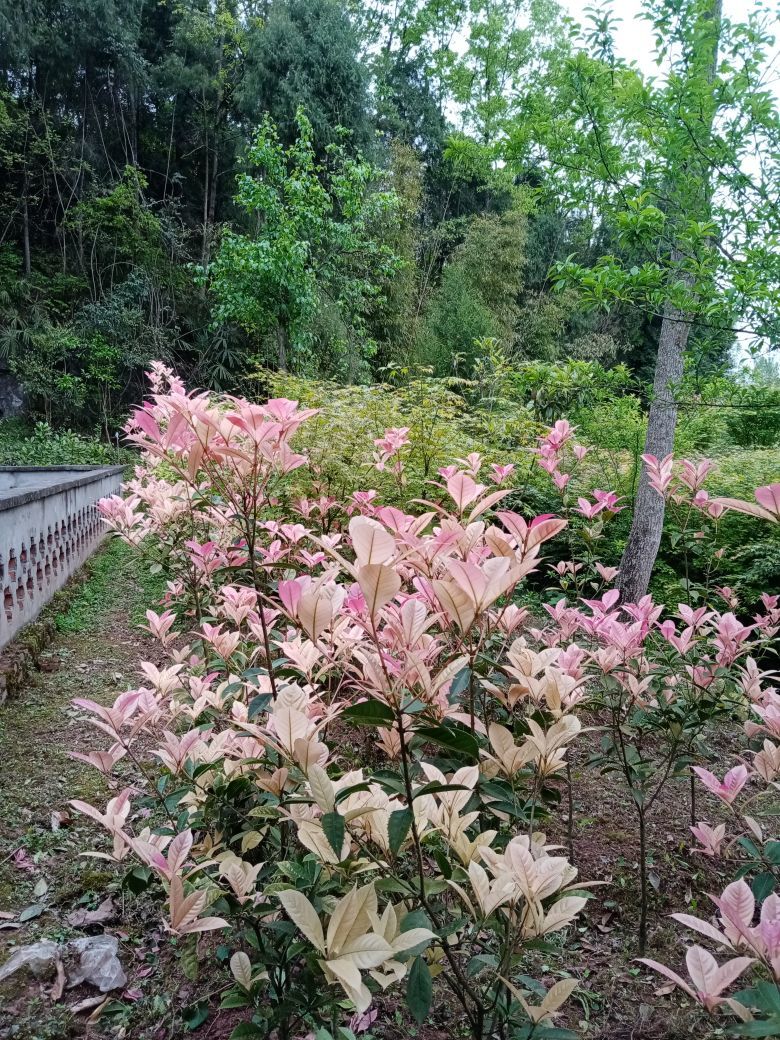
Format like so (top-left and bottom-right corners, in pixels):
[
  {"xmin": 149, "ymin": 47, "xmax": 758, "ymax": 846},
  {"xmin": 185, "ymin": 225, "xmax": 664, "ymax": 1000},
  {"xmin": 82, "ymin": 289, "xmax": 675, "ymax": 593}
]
[
  {"xmin": 202, "ymin": 25, "xmax": 225, "ymax": 274},
  {"xmin": 201, "ymin": 130, "xmax": 210, "ymax": 273},
  {"xmin": 21, "ymin": 171, "xmax": 31, "ymax": 277},
  {"xmin": 208, "ymin": 147, "xmax": 219, "ymax": 230},
  {"xmin": 617, "ymin": 0, "xmax": 722, "ymax": 603},
  {"xmin": 617, "ymin": 263, "xmax": 693, "ymax": 603},
  {"xmin": 277, "ymin": 326, "xmax": 288, "ymax": 372}
]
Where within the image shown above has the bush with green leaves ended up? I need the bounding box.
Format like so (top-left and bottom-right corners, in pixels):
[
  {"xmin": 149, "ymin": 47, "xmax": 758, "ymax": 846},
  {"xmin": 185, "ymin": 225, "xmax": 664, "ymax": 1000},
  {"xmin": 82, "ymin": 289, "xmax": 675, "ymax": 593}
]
[
  {"xmin": 258, "ymin": 367, "xmax": 542, "ymax": 507},
  {"xmin": 207, "ymin": 109, "xmax": 402, "ymax": 381},
  {"xmin": 0, "ymin": 419, "xmax": 133, "ymax": 466}
]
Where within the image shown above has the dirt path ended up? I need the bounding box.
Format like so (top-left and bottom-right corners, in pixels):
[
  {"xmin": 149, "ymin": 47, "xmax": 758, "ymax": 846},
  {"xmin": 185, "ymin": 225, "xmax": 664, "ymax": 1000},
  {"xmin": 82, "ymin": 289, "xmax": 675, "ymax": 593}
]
[{"xmin": 0, "ymin": 541, "xmax": 166, "ymax": 1038}]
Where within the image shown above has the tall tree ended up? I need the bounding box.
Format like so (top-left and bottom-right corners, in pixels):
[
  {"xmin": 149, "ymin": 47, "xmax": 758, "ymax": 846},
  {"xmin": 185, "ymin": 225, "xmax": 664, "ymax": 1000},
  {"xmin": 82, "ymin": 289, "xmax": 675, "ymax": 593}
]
[
  {"xmin": 153, "ymin": 1, "xmax": 257, "ymax": 268},
  {"xmin": 617, "ymin": 0, "xmax": 723, "ymax": 603},
  {"xmin": 241, "ymin": 0, "xmax": 370, "ymax": 152},
  {"xmin": 448, "ymin": 0, "xmax": 563, "ymax": 145},
  {"xmin": 207, "ymin": 109, "xmax": 402, "ymax": 380},
  {"xmin": 515, "ymin": 0, "xmax": 780, "ymax": 601}
]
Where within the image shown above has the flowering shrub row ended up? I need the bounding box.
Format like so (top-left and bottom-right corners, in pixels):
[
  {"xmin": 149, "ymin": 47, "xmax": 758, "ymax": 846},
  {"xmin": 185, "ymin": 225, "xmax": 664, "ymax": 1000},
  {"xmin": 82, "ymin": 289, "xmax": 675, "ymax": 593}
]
[{"xmin": 74, "ymin": 363, "xmax": 780, "ymax": 1038}]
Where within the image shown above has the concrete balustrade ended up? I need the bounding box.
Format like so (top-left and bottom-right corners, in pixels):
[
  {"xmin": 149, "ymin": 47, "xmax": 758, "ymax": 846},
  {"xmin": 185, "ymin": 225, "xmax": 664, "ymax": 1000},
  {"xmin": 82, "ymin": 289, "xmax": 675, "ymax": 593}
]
[{"xmin": 0, "ymin": 466, "xmax": 124, "ymax": 649}]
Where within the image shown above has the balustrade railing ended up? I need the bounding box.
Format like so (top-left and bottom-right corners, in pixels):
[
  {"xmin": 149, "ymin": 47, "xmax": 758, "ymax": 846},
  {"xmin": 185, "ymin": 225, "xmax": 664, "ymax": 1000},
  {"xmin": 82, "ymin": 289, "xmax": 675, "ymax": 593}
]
[{"xmin": 0, "ymin": 466, "xmax": 124, "ymax": 649}]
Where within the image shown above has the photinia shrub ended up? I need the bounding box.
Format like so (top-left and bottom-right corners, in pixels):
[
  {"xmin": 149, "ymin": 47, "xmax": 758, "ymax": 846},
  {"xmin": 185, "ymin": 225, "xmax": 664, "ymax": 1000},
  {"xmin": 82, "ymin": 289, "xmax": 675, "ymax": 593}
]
[
  {"xmin": 77, "ymin": 363, "xmax": 779, "ymax": 1038},
  {"xmin": 636, "ymin": 485, "xmax": 780, "ymax": 1035}
]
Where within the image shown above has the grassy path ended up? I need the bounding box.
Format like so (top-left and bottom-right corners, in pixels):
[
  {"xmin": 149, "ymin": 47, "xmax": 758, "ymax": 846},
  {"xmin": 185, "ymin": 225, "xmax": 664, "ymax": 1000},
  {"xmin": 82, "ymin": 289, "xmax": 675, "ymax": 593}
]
[{"xmin": 0, "ymin": 540, "xmax": 164, "ymax": 1038}]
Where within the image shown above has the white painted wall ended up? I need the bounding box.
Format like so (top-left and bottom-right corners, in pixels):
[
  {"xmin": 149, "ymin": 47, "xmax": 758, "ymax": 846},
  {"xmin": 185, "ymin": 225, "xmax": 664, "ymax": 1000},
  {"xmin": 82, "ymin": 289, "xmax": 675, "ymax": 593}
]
[{"xmin": 0, "ymin": 467, "xmax": 124, "ymax": 649}]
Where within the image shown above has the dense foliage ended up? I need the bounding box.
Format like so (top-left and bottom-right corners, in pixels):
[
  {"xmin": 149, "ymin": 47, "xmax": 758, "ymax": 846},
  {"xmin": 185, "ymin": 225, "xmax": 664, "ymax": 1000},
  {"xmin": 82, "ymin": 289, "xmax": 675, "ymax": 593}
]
[{"xmin": 4, "ymin": 1, "xmax": 778, "ymax": 414}]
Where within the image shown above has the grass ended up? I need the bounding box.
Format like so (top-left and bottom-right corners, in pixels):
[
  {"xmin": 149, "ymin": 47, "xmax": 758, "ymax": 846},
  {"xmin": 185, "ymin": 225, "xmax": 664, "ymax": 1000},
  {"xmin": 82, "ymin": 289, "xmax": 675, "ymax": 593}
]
[
  {"xmin": 0, "ymin": 539, "xmax": 160, "ymax": 932},
  {"xmin": 55, "ymin": 537, "xmax": 164, "ymax": 635}
]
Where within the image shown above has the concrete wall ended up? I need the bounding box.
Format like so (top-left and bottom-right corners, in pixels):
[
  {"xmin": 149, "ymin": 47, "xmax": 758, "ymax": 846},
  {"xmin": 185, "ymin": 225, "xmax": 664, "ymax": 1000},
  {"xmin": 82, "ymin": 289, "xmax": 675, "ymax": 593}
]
[{"xmin": 0, "ymin": 466, "xmax": 124, "ymax": 649}]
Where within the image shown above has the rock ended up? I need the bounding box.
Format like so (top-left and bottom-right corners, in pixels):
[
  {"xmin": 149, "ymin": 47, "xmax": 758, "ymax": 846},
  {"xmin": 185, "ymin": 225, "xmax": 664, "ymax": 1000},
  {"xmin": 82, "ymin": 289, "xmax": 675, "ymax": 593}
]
[
  {"xmin": 66, "ymin": 935, "xmax": 127, "ymax": 993},
  {"xmin": 0, "ymin": 940, "xmax": 59, "ymax": 982}
]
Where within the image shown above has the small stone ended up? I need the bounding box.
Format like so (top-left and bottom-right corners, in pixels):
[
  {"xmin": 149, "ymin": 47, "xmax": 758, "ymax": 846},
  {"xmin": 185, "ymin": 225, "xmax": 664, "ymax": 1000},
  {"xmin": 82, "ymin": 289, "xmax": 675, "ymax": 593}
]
[
  {"xmin": 66, "ymin": 935, "xmax": 127, "ymax": 992},
  {"xmin": 0, "ymin": 940, "xmax": 59, "ymax": 982}
]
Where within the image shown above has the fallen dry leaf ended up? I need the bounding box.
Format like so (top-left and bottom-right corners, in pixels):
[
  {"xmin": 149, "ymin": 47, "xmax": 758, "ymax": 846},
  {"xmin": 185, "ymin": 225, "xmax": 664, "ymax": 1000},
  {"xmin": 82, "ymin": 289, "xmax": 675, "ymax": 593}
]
[
  {"xmin": 654, "ymin": 982, "xmax": 676, "ymax": 996},
  {"xmin": 86, "ymin": 996, "xmax": 111, "ymax": 1023},
  {"xmin": 51, "ymin": 810, "xmax": 71, "ymax": 831},
  {"xmin": 70, "ymin": 995, "xmax": 107, "ymax": 1015},
  {"xmin": 67, "ymin": 897, "xmax": 116, "ymax": 928},
  {"xmin": 51, "ymin": 959, "xmax": 66, "ymax": 1001},
  {"xmin": 12, "ymin": 849, "xmax": 35, "ymax": 872}
]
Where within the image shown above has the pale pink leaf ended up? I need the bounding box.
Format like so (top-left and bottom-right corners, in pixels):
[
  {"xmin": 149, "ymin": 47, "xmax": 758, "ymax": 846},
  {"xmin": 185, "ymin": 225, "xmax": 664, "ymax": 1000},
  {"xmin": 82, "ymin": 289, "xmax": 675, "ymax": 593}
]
[
  {"xmin": 357, "ymin": 563, "xmax": 401, "ymax": 617},
  {"xmin": 671, "ymin": 913, "xmax": 732, "ymax": 948},
  {"xmin": 349, "ymin": 517, "xmax": 396, "ymax": 567},
  {"xmin": 637, "ymin": 958, "xmax": 696, "ymax": 1000}
]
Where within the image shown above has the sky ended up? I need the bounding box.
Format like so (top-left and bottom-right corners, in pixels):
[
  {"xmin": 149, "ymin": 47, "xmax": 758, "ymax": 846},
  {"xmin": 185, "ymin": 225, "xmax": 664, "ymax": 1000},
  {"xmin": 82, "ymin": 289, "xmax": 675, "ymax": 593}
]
[{"xmin": 563, "ymin": 0, "xmax": 780, "ymax": 85}]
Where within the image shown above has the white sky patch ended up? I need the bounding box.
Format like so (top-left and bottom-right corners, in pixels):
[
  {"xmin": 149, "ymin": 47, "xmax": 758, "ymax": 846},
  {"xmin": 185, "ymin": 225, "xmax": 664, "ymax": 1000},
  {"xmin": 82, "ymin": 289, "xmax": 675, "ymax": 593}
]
[{"xmin": 563, "ymin": 0, "xmax": 780, "ymax": 85}]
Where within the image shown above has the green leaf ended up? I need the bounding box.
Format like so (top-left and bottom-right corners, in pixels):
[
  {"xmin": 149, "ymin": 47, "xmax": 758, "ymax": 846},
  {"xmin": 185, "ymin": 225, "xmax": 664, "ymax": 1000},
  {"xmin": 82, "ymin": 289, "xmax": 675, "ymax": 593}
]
[
  {"xmin": 449, "ymin": 666, "xmax": 471, "ymax": 696},
  {"xmin": 341, "ymin": 699, "xmax": 395, "ymax": 726},
  {"xmin": 372, "ymin": 769, "xmax": 406, "ymax": 794},
  {"xmin": 764, "ymin": 841, "xmax": 780, "ymax": 866},
  {"xmin": 433, "ymin": 847, "xmax": 452, "ymax": 879},
  {"xmin": 335, "ymin": 781, "xmax": 372, "ymax": 804},
  {"xmin": 413, "ymin": 722, "xmax": 479, "ymax": 760},
  {"xmin": 467, "ymin": 953, "xmax": 498, "ymax": 977},
  {"xmin": 220, "ymin": 991, "xmax": 250, "ymax": 1009},
  {"xmin": 739, "ymin": 836, "xmax": 762, "ymax": 859},
  {"xmin": 229, "ymin": 1024, "xmax": 267, "ymax": 1040},
  {"xmin": 752, "ymin": 871, "xmax": 776, "ymax": 903},
  {"xmin": 321, "ymin": 812, "xmax": 345, "ymax": 858},
  {"xmin": 375, "ymin": 877, "xmax": 414, "ymax": 895},
  {"xmin": 181, "ymin": 936, "xmax": 199, "ymax": 981},
  {"xmin": 164, "ymin": 787, "xmax": 188, "ymax": 813},
  {"xmin": 412, "ymin": 781, "xmax": 469, "ymax": 800},
  {"xmin": 406, "ymin": 955, "xmax": 432, "ymax": 1024},
  {"xmin": 18, "ymin": 904, "xmax": 44, "ymax": 923},
  {"xmin": 248, "ymin": 694, "xmax": 272, "ymax": 720},
  {"xmin": 123, "ymin": 865, "xmax": 152, "ymax": 894},
  {"xmin": 729, "ymin": 1019, "xmax": 780, "ymax": 1038},
  {"xmin": 388, "ymin": 808, "xmax": 412, "ymax": 856},
  {"xmin": 531, "ymin": 1029, "xmax": 579, "ymax": 1040},
  {"xmin": 734, "ymin": 982, "xmax": 780, "ymax": 1014},
  {"xmin": 183, "ymin": 1001, "xmax": 209, "ymax": 1031},
  {"xmin": 400, "ymin": 908, "xmax": 431, "ymax": 933}
]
